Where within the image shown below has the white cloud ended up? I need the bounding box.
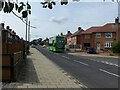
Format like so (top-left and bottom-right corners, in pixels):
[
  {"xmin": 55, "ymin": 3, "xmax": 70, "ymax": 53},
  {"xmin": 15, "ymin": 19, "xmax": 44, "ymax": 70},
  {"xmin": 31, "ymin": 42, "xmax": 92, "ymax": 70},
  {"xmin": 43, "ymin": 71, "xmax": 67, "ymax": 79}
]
[{"xmin": 50, "ymin": 16, "xmax": 68, "ymax": 24}]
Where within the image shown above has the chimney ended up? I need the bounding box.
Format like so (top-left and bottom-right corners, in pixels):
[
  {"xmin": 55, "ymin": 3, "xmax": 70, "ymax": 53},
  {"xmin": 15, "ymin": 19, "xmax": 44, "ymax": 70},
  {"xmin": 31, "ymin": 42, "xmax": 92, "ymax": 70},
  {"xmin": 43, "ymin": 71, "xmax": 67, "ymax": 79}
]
[
  {"xmin": 115, "ymin": 17, "xmax": 119, "ymax": 24},
  {"xmin": 78, "ymin": 27, "xmax": 81, "ymax": 31},
  {"xmin": 0, "ymin": 23, "xmax": 4, "ymax": 29},
  {"xmin": 67, "ymin": 31, "xmax": 71, "ymax": 34},
  {"xmin": 6, "ymin": 26, "xmax": 10, "ymax": 30},
  {"xmin": 61, "ymin": 33, "xmax": 63, "ymax": 36}
]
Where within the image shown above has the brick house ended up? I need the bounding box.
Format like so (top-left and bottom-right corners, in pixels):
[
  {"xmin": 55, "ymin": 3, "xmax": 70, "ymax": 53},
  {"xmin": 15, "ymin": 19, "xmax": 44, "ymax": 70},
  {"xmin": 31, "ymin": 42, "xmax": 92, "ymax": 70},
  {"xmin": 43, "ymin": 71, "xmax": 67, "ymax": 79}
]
[
  {"xmin": 81, "ymin": 18, "xmax": 120, "ymax": 52},
  {"xmin": 66, "ymin": 31, "xmax": 72, "ymax": 45},
  {"xmin": 93, "ymin": 24, "xmax": 117, "ymax": 52},
  {"xmin": 65, "ymin": 18, "xmax": 120, "ymax": 51},
  {"xmin": 70, "ymin": 27, "xmax": 84, "ymax": 48},
  {"xmin": 80, "ymin": 27, "xmax": 101, "ymax": 50}
]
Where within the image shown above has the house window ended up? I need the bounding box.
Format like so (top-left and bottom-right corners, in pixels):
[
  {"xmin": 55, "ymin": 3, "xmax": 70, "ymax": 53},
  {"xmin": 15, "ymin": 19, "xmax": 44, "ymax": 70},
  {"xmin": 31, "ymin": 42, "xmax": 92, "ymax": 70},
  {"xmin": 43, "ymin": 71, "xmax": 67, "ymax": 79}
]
[
  {"xmin": 96, "ymin": 33, "xmax": 101, "ymax": 38},
  {"xmin": 104, "ymin": 42, "xmax": 112, "ymax": 48},
  {"xmin": 72, "ymin": 37, "xmax": 76, "ymax": 40},
  {"xmin": 8, "ymin": 33, "xmax": 11, "ymax": 38},
  {"xmin": 74, "ymin": 37, "xmax": 76, "ymax": 40},
  {"xmin": 105, "ymin": 33, "xmax": 112, "ymax": 38}
]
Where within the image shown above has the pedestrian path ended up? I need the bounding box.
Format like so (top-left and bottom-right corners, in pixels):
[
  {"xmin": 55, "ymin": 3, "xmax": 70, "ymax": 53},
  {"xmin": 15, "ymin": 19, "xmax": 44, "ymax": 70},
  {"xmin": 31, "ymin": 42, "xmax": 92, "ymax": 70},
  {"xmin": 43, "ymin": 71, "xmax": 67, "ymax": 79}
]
[{"xmin": 2, "ymin": 48, "xmax": 85, "ymax": 89}]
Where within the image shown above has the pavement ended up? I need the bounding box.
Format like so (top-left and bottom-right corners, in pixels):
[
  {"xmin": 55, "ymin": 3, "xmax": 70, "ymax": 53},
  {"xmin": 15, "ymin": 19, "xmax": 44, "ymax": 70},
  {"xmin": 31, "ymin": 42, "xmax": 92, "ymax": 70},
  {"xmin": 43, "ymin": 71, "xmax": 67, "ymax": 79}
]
[
  {"xmin": 2, "ymin": 48, "xmax": 85, "ymax": 89},
  {"xmin": 67, "ymin": 50, "xmax": 119, "ymax": 59}
]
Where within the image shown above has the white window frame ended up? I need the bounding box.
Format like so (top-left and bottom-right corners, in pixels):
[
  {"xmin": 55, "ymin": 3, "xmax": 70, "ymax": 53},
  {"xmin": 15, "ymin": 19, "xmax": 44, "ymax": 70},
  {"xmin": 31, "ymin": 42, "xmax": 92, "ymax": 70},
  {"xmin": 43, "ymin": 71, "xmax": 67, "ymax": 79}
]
[
  {"xmin": 105, "ymin": 33, "xmax": 112, "ymax": 38},
  {"xmin": 96, "ymin": 33, "xmax": 101, "ymax": 38},
  {"xmin": 104, "ymin": 42, "xmax": 112, "ymax": 48},
  {"xmin": 74, "ymin": 37, "xmax": 76, "ymax": 40}
]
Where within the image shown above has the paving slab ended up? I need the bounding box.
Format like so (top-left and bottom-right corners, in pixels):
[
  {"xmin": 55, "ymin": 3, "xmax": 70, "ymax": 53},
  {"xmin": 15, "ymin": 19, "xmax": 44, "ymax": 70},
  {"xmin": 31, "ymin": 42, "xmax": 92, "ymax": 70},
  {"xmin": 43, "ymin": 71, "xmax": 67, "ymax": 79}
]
[{"xmin": 2, "ymin": 48, "xmax": 86, "ymax": 89}]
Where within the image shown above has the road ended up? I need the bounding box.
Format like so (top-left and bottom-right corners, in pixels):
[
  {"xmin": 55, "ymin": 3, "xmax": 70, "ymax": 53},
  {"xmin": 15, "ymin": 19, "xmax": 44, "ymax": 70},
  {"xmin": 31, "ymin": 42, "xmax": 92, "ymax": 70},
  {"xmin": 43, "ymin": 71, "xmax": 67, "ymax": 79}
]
[{"xmin": 34, "ymin": 45, "xmax": 119, "ymax": 88}]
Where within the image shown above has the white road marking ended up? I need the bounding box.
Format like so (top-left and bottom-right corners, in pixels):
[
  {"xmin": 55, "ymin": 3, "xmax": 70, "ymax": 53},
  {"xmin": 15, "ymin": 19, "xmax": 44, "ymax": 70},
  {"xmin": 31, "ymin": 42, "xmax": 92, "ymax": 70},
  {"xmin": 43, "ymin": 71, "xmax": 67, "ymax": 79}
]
[
  {"xmin": 74, "ymin": 60, "xmax": 88, "ymax": 66},
  {"xmin": 62, "ymin": 55, "xmax": 70, "ymax": 59},
  {"xmin": 90, "ymin": 59, "xmax": 119, "ymax": 67},
  {"xmin": 114, "ymin": 64, "xmax": 119, "ymax": 67},
  {"xmin": 100, "ymin": 61, "xmax": 119, "ymax": 67},
  {"xmin": 99, "ymin": 69, "xmax": 120, "ymax": 78}
]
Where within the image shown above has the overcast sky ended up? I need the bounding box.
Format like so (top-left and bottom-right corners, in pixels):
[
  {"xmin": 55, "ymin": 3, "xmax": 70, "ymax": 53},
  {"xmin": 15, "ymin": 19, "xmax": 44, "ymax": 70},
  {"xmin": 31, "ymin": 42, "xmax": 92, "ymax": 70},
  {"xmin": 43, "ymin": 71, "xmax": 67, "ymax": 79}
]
[{"xmin": 0, "ymin": 0, "xmax": 118, "ymax": 41}]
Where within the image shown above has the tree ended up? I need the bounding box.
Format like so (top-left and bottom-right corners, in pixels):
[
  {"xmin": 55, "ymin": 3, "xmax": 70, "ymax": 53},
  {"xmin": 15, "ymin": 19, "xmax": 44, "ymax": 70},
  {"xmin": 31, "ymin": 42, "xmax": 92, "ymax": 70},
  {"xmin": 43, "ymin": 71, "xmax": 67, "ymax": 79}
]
[
  {"xmin": 0, "ymin": 0, "xmax": 31, "ymax": 18},
  {"xmin": 111, "ymin": 41, "xmax": 120, "ymax": 53},
  {"xmin": 0, "ymin": 0, "xmax": 36, "ymax": 28}
]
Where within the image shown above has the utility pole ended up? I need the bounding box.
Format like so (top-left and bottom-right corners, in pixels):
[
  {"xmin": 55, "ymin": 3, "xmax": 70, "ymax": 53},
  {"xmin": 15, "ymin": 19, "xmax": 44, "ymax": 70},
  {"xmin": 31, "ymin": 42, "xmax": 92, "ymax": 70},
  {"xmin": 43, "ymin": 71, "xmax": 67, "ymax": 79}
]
[
  {"xmin": 25, "ymin": 17, "xmax": 28, "ymax": 41},
  {"xmin": 28, "ymin": 21, "xmax": 30, "ymax": 42},
  {"xmin": 25, "ymin": 1, "xmax": 29, "ymax": 57}
]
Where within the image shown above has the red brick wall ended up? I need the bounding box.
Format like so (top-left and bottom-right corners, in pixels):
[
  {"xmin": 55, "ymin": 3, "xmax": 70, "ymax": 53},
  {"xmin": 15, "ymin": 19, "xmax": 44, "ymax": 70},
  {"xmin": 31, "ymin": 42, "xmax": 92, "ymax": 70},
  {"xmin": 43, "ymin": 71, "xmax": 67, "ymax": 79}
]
[
  {"xmin": 71, "ymin": 36, "xmax": 77, "ymax": 45},
  {"xmin": 116, "ymin": 24, "xmax": 120, "ymax": 42},
  {"xmin": 94, "ymin": 32, "xmax": 116, "ymax": 51},
  {"xmin": 81, "ymin": 34, "xmax": 93, "ymax": 49}
]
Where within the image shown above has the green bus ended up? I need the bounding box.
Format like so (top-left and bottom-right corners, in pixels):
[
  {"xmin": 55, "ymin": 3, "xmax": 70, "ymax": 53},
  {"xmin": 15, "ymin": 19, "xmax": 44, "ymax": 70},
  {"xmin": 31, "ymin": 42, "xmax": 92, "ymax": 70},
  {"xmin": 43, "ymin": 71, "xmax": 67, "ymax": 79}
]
[{"xmin": 48, "ymin": 35, "xmax": 65, "ymax": 52}]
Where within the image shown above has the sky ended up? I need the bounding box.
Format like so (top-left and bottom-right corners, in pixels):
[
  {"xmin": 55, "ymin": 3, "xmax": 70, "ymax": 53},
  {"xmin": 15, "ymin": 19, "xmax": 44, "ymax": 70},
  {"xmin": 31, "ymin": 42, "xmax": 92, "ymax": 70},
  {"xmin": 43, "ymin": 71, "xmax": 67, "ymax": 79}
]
[{"xmin": 0, "ymin": 0, "xmax": 119, "ymax": 41}]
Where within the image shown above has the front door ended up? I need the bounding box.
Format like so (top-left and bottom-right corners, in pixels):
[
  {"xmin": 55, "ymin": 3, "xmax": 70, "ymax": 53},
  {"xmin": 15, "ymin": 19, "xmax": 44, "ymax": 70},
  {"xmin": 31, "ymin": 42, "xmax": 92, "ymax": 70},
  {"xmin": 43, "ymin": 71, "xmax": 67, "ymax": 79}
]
[{"xmin": 96, "ymin": 42, "xmax": 100, "ymax": 50}]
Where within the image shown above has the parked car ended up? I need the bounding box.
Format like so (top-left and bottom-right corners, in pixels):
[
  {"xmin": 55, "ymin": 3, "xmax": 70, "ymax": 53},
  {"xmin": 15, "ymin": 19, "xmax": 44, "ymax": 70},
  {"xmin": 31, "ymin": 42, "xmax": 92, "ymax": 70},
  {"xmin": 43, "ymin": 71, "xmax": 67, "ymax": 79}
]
[{"xmin": 87, "ymin": 48, "xmax": 96, "ymax": 54}]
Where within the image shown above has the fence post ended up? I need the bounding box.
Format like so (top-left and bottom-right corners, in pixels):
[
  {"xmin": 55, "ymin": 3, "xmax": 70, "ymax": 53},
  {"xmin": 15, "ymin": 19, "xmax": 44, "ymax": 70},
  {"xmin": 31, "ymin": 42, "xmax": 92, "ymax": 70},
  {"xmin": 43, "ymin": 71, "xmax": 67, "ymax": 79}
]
[{"xmin": 10, "ymin": 53, "xmax": 16, "ymax": 82}]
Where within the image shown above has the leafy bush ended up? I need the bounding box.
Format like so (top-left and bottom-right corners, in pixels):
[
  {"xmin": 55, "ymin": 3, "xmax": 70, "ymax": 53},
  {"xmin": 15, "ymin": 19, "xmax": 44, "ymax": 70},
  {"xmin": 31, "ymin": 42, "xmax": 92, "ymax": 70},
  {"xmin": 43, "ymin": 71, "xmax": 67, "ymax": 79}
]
[{"xmin": 111, "ymin": 41, "xmax": 120, "ymax": 53}]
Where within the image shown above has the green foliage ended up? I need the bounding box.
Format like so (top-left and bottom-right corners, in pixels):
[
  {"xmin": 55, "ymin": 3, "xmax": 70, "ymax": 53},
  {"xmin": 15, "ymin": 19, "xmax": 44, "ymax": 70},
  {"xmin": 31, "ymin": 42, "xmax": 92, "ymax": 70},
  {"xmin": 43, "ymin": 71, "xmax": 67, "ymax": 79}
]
[
  {"xmin": 40, "ymin": 0, "xmax": 68, "ymax": 9},
  {"xmin": 3, "ymin": 2, "xmax": 9, "ymax": 13},
  {"xmin": 18, "ymin": 5, "xmax": 23, "ymax": 13},
  {"xmin": 0, "ymin": 1, "xmax": 31, "ymax": 18},
  {"xmin": 27, "ymin": 3, "xmax": 31, "ymax": 9},
  {"xmin": 15, "ymin": 3, "xmax": 18, "ymax": 10},
  {"xmin": 2, "ymin": 1, "xmax": 4, "ymax": 8},
  {"xmin": 61, "ymin": 0, "xmax": 68, "ymax": 5},
  {"xmin": 28, "ymin": 10, "xmax": 31, "ymax": 14},
  {"xmin": 0, "ymin": 0, "xmax": 118, "ymax": 18},
  {"xmin": 9, "ymin": 2, "xmax": 14, "ymax": 13},
  {"xmin": 40, "ymin": 0, "xmax": 118, "ymax": 9},
  {"xmin": 111, "ymin": 41, "xmax": 120, "ymax": 53},
  {"xmin": 22, "ymin": 10, "xmax": 28, "ymax": 18}
]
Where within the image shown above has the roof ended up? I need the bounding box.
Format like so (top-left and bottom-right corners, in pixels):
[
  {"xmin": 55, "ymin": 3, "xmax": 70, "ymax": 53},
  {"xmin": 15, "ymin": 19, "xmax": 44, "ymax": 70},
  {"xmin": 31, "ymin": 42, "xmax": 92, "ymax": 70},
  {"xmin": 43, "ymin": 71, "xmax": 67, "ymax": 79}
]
[
  {"xmin": 81, "ymin": 23, "xmax": 117, "ymax": 34},
  {"xmin": 66, "ymin": 32, "xmax": 72, "ymax": 37},
  {"xmin": 81, "ymin": 27, "xmax": 101, "ymax": 34},
  {"xmin": 93, "ymin": 23, "xmax": 117, "ymax": 33},
  {"xmin": 71, "ymin": 29, "xmax": 84, "ymax": 37}
]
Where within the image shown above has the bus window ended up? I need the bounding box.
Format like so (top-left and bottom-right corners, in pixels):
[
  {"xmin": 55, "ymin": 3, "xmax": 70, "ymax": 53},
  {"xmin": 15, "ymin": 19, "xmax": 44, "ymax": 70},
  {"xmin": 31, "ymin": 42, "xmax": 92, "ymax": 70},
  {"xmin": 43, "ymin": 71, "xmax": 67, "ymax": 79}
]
[
  {"xmin": 49, "ymin": 43, "xmax": 52, "ymax": 46},
  {"xmin": 56, "ymin": 37, "xmax": 64, "ymax": 41}
]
